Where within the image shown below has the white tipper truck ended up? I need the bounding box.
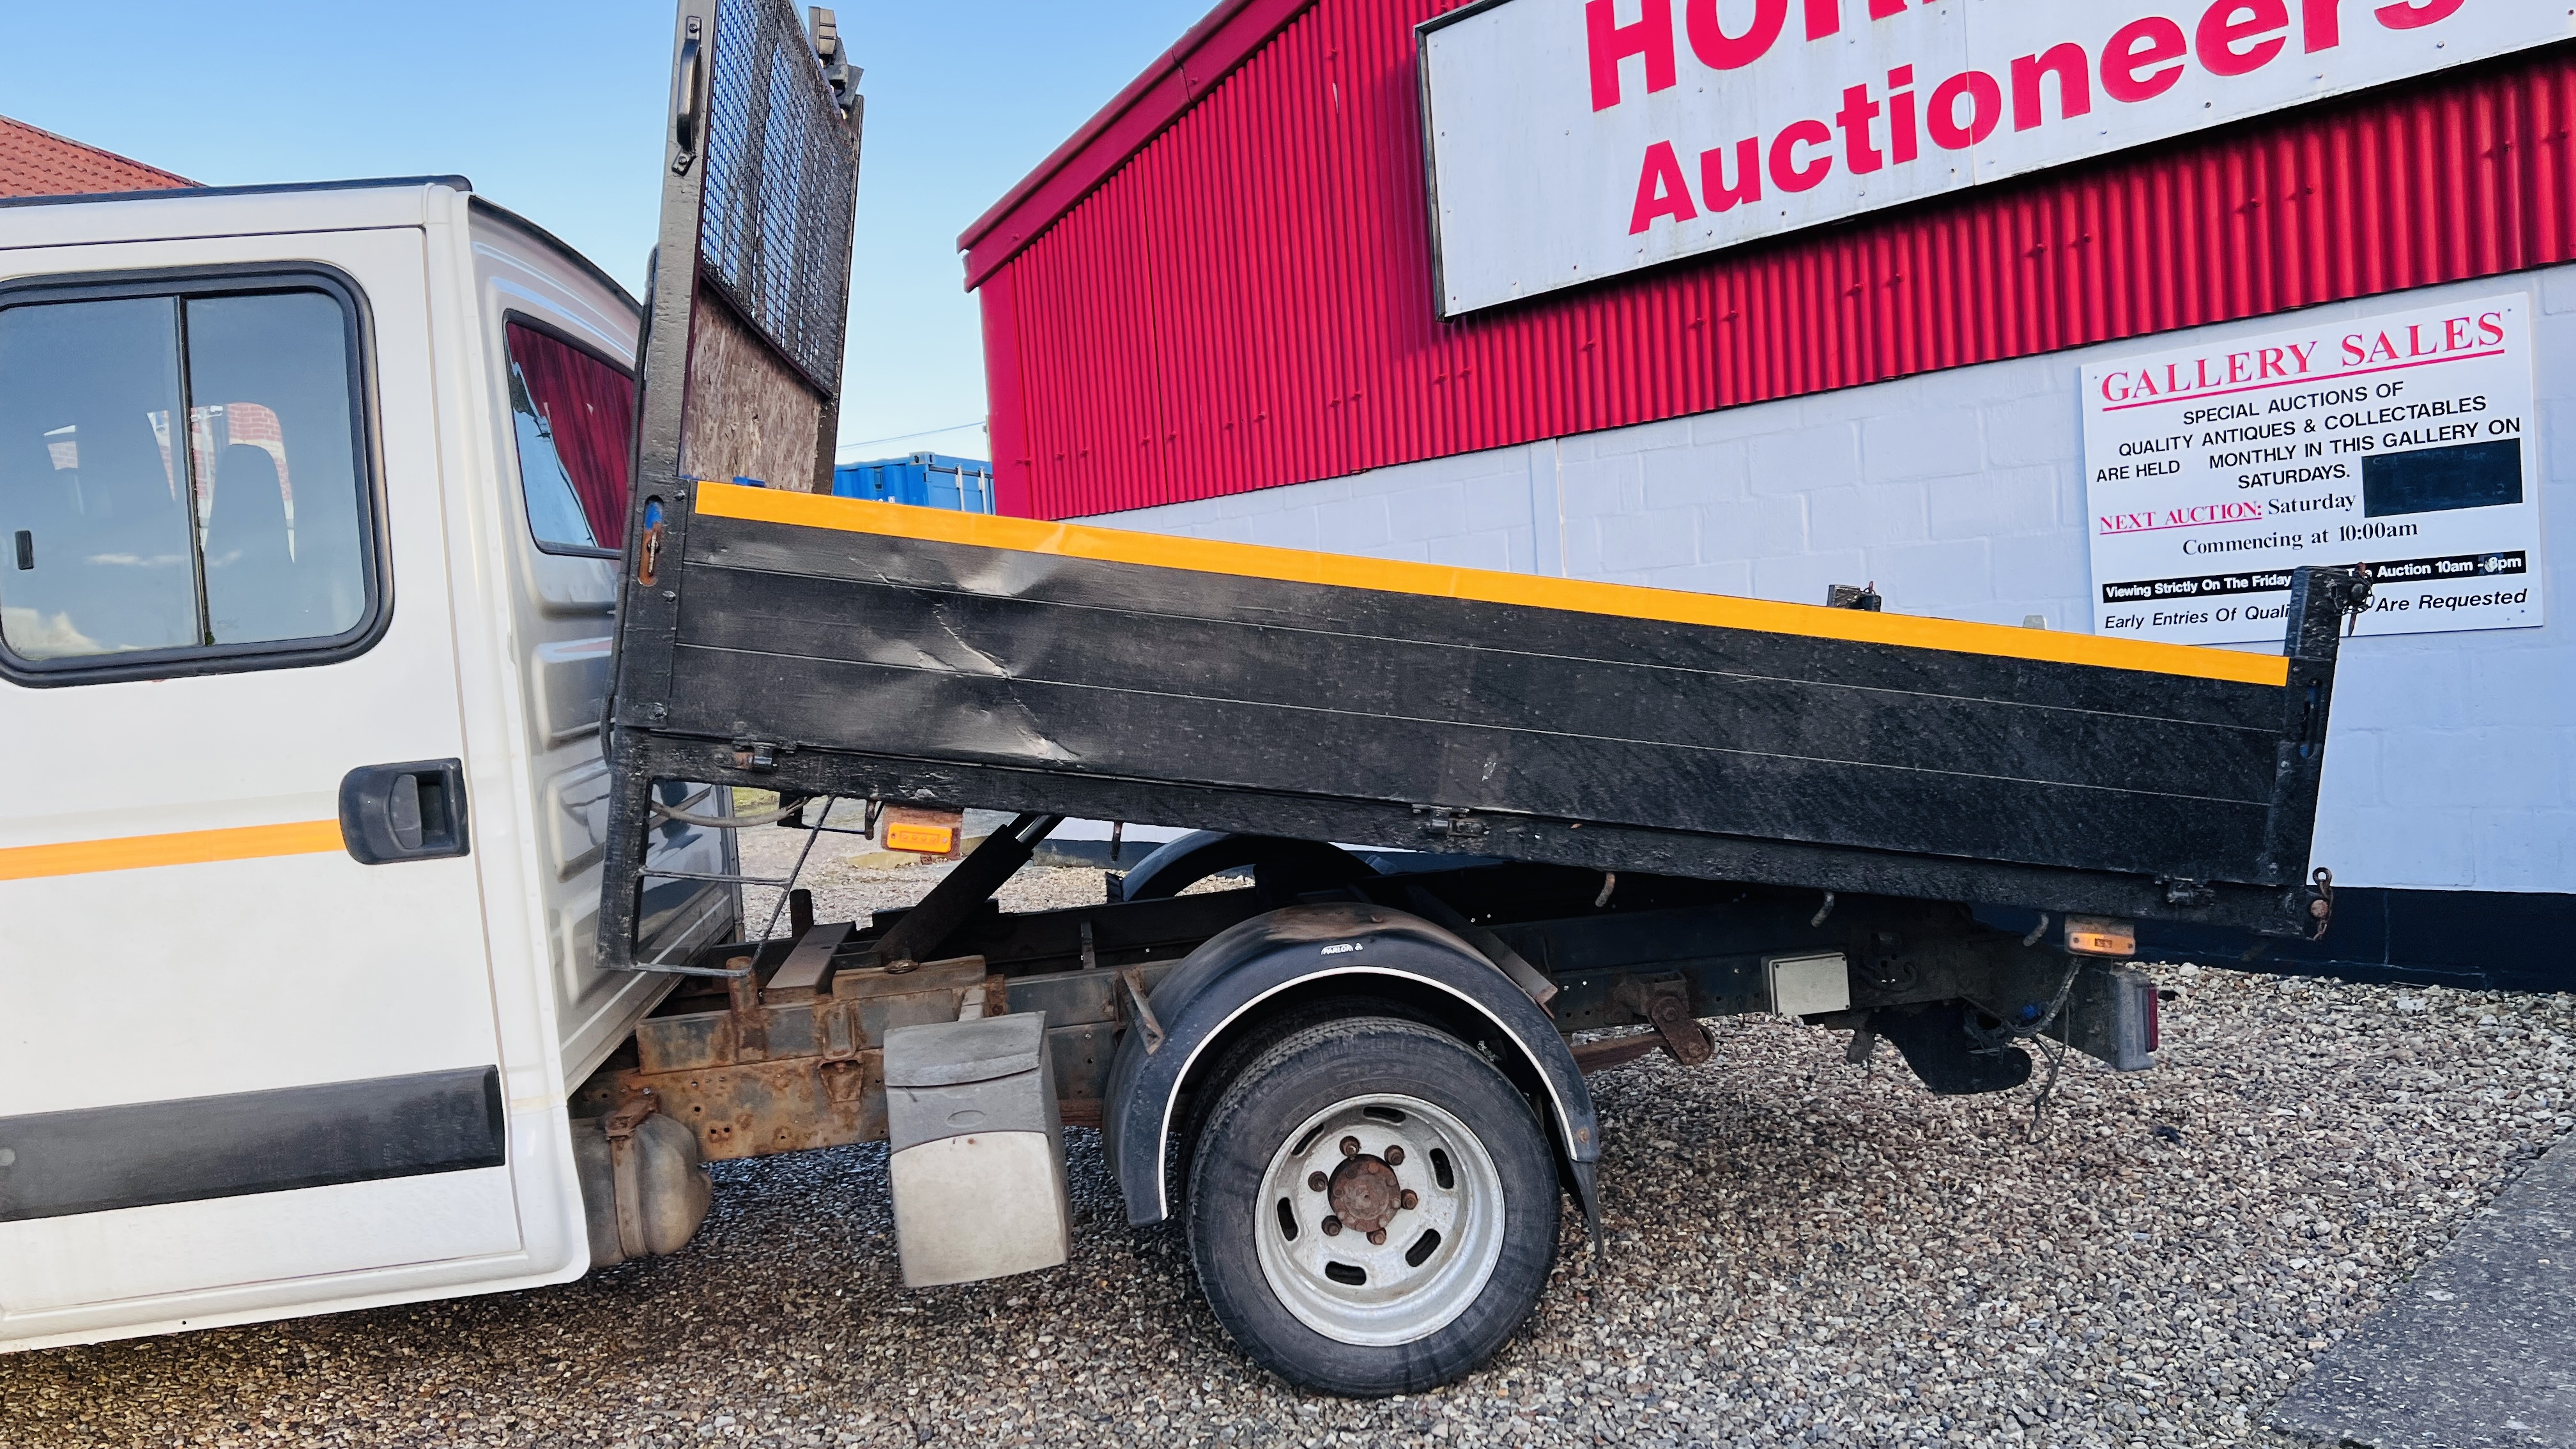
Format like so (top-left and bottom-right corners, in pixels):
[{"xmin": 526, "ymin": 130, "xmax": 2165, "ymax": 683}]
[{"xmin": 0, "ymin": 0, "xmax": 2361, "ymax": 1397}]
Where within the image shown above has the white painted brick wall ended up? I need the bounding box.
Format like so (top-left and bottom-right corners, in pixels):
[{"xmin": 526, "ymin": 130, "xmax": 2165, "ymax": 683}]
[{"xmin": 1095, "ymin": 269, "xmax": 2576, "ymax": 894}]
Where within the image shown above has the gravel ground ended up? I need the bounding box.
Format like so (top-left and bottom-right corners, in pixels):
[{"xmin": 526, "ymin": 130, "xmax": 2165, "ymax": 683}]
[
  {"xmin": 6, "ymin": 844, "xmax": 2569, "ymax": 1448},
  {"xmin": 728, "ymin": 811, "xmax": 1137, "ymax": 929}
]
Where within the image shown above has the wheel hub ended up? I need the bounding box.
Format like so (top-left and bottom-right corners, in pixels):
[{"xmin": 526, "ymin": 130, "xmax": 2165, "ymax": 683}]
[
  {"xmin": 1327, "ymin": 1153, "xmax": 1401, "ymax": 1234},
  {"xmin": 1252, "ymin": 1092, "xmax": 1508, "ymax": 1347}
]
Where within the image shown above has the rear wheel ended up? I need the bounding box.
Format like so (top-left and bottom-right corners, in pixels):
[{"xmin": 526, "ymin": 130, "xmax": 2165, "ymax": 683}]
[{"xmin": 1184, "ymin": 1016, "xmax": 1560, "ymax": 1395}]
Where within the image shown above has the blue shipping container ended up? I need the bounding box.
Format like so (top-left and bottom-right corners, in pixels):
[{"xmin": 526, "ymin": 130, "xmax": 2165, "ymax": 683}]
[{"xmin": 831, "ymin": 453, "xmax": 997, "ymax": 513}]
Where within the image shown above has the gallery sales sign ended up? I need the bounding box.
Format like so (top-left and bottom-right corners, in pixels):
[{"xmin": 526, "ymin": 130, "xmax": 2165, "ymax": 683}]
[
  {"xmin": 1416, "ymin": 1, "xmax": 2572, "ymax": 316},
  {"xmin": 2080, "ymin": 294, "xmax": 2542, "ymax": 646}
]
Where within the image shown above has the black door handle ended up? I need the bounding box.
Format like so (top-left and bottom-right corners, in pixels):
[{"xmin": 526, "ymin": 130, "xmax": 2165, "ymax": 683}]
[{"xmin": 339, "ymin": 760, "xmax": 471, "ymax": 864}]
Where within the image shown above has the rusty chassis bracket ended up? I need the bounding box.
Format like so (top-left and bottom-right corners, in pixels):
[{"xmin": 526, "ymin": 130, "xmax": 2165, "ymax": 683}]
[{"xmin": 584, "ymin": 852, "xmax": 2224, "ymax": 1170}]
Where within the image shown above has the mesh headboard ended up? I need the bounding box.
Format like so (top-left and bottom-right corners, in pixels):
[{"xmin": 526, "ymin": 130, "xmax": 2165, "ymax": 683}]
[{"xmin": 634, "ymin": 0, "xmax": 861, "ymax": 500}]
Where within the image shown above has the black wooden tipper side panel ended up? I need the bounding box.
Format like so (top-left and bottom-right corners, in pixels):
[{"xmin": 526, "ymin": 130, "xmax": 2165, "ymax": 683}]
[
  {"xmin": 674, "ymin": 525, "xmax": 2280, "ymax": 880},
  {"xmin": 593, "ymin": 481, "xmax": 2358, "ymax": 968}
]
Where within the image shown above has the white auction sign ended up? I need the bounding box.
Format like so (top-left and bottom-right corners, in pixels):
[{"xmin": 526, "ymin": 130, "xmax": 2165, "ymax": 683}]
[
  {"xmin": 1417, "ymin": 1, "xmax": 2572, "ymax": 317},
  {"xmin": 2080, "ymin": 293, "xmax": 2543, "ymax": 645}
]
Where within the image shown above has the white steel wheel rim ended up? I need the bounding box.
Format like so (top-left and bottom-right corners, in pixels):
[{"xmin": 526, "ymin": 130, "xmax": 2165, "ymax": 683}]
[{"xmin": 1251, "ymin": 1091, "xmax": 1508, "ymax": 1347}]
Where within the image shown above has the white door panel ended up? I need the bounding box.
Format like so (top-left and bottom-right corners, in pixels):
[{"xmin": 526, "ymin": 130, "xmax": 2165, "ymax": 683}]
[
  {"xmin": 0, "ymin": 1168, "xmax": 521, "ymax": 1316},
  {"xmin": 0, "ymin": 224, "xmax": 534, "ymax": 1340},
  {"xmin": 1, "ymin": 852, "xmax": 501, "ymax": 1111}
]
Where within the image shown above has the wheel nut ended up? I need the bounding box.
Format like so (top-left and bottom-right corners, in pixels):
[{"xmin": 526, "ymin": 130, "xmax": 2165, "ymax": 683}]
[
  {"xmin": 1308, "ymin": 1171, "xmax": 1329, "ymax": 1192},
  {"xmin": 1383, "ymin": 1145, "xmax": 1405, "ymax": 1167},
  {"xmin": 1339, "ymin": 1136, "xmax": 1360, "ymax": 1157},
  {"xmin": 1322, "ymin": 1216, "xmax": 1342, "ymax": 1236},
  {"xmin": 1367, "ymin": 1229, "xmax": 1386, "ymax": 1246},
  {"xmin": 1399, "ymin": 1189, "xmax": 1418, "ymax": 1211}
]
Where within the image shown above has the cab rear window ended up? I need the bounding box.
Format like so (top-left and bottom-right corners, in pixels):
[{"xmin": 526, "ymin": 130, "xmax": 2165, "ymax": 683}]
[
  {"xmin": 0, "ymin": 275, "xmax": 379, "ymax": 678},
  {"xmin": 504, "ymin": 321, "xmax": 634, "ymax": 555}
]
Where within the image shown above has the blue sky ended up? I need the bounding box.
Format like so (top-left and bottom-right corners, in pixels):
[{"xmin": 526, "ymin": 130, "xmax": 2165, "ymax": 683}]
[{"xmin": 9, "ymin": 1, "xmax": 1211, "ymax": 462}]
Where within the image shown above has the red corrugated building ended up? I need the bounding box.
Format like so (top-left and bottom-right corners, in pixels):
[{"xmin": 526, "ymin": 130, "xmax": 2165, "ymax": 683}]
[
  {"xmin": 0, "ymin": 114, "xmax": 194, "ymax": 199},
  {"xmin": 960, "ymin": 0, "xmax": 2575, "ymax": 982},
  {"xmin": 963, "ymin": 1, "xmax": 2570, "ymax": 519}
]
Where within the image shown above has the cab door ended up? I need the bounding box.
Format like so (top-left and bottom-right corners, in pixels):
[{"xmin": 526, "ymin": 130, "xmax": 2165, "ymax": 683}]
[{"xmin": 0, "ymin": 224, "xmax": 537, "ymax": 1344}]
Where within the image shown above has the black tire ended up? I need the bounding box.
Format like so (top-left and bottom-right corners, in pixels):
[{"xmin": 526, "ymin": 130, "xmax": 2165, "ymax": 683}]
[
  {"xmin": 1184, "ymin": 1016, "xmax": 1560, "ymax": 1396},
  {"xmin": 1167, "ymin": 994, "xmax": 1442, "ymax": 1199}
]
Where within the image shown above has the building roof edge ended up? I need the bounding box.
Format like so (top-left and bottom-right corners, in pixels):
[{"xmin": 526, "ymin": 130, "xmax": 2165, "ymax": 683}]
[
  {"xmin": 956, "ymin": 0, "xmax": 1318, "ymax": 290},
  {"xmin": 0, "ymin": 113, "xmax": 198, "ymax": 197}
]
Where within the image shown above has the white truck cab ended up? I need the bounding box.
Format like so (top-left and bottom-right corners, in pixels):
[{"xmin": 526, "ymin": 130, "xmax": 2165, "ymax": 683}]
[{"xmin": 0, "ymin": 178, "xmax": 733, "ymax": 1351}]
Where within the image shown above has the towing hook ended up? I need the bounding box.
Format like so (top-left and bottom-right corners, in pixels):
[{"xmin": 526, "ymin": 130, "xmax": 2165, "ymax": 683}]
[{"xmin": 2307, "ymin": 867, "xmax": 2336, "ymax": 941}]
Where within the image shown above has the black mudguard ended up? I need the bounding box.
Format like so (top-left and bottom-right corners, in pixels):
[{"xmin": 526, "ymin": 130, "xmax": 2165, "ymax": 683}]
[
  {"xmin": 1115, "ymin": 830, "xmax": 1376, "ymax": 902},
  {"xmin": 1101, "ymin": 903, "xmax": 1600, "ymax": 1229}
]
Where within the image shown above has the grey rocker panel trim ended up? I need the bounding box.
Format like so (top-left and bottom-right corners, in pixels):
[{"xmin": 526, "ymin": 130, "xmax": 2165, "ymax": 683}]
[{"xmin": 0, "ymin": 1066, "xmax": 505, "ymax": 1222}]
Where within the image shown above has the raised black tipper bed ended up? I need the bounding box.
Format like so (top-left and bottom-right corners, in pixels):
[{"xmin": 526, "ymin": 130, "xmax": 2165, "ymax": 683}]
[
  {"xmin": 598, "ymin": 480, "xmax": 2363, "ymax": 957},
  {"xmin": 583, "ymin": 6, "xmax": 2369, "ymax": 1391}
]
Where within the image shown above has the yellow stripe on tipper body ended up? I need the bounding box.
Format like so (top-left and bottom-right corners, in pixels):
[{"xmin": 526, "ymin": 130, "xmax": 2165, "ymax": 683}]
[
  {"xmin": 696, "ymin": 483, "xmax": 2294, "ymax": 688},
  {"xmin": 0, "ymin": 820, "xmax": 347, "ymax": 882}
]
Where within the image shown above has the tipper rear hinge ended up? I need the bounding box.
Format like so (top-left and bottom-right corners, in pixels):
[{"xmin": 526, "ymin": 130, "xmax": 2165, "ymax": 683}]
[{"xmin": 1414, "ymin": 806, "xmax": 1487, "ymax": 840}]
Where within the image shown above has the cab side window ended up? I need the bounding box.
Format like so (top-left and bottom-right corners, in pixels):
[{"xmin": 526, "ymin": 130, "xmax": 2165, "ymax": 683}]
[
  {"xmin": 505, "ymin": 321, "xmax": 634, "ymax": 555},
  {"xmin": 0, "ymin": 279, "xmax": 377, "ymax": 674}
]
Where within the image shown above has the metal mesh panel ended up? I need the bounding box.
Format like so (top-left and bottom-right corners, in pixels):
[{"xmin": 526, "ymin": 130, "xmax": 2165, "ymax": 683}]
[{"xmin": 698, "ymin": 0, "xmax": 857, "ymax": 397}]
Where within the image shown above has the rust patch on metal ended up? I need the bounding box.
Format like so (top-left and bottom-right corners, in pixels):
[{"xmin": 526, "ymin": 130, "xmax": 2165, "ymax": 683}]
[
  {"xmin": 1613, "ymin": 974, "xmax": 1715, "ymax": 1066},
  {"xmin": 587, "ymin": 1052, "xmax": 885, "ymax": 1162},
  {"xmin": 1328, "ymin": 1154, "xmax": 1402, "ymax": 1236},
  {"xmin": 1570, "ymin": 1031, "xmax": 1665, "ymax": 1076}
]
